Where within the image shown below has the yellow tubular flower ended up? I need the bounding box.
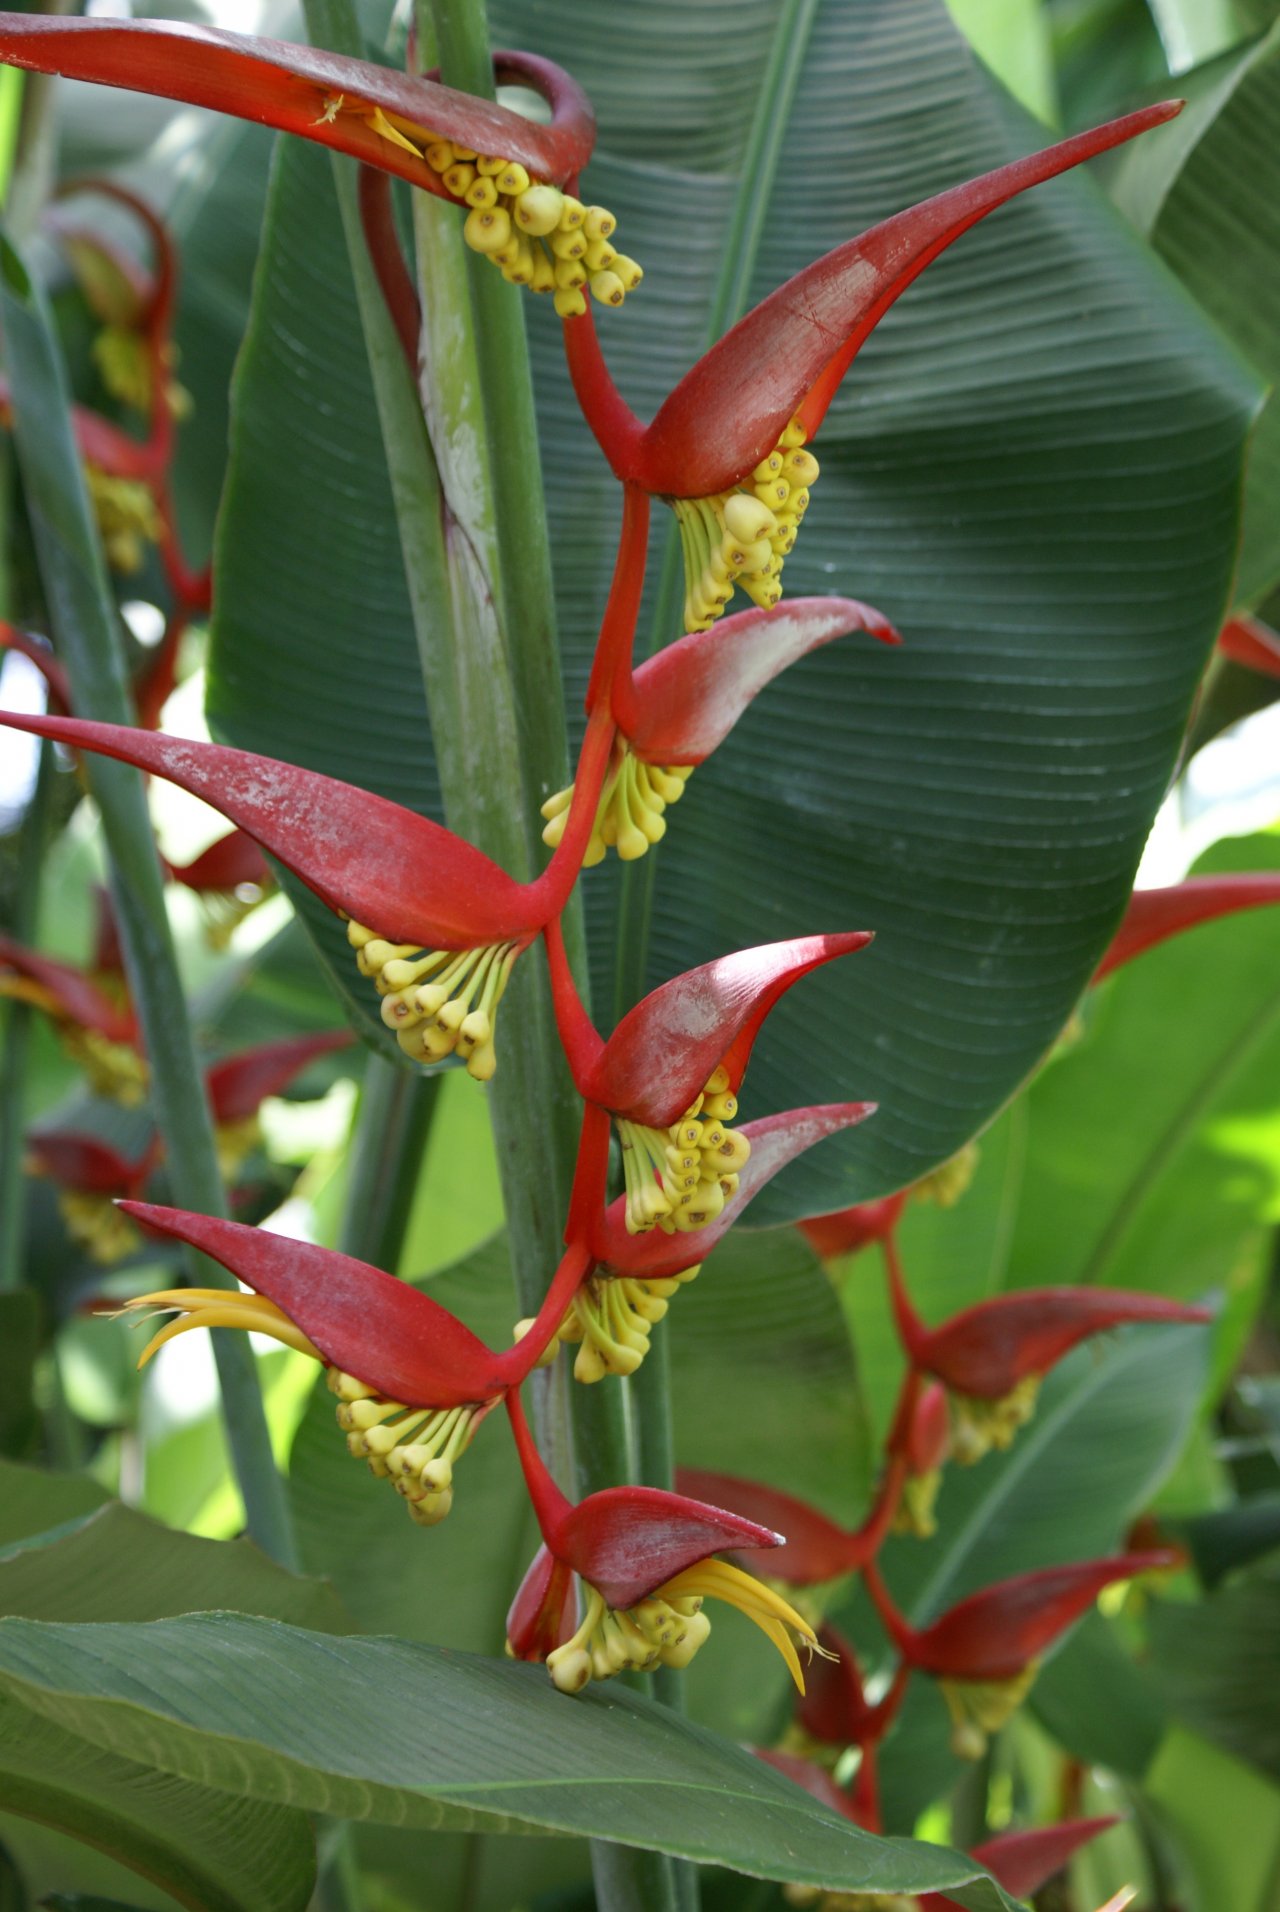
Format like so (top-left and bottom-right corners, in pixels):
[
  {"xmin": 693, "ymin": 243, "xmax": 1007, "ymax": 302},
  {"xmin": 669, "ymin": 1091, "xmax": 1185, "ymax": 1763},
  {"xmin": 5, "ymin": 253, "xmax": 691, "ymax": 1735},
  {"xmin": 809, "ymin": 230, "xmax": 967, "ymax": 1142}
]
[
  {"xmin": 614, "ymin": 1064, "xmax": 750, "ymax": 1237},
  {"xmin": 328, "ymin": 1370, "xmax": 485, "ymax": 1528},
  {"xmin": 541, "ymin": 737, "xmax": 694, "ymax": 867},
  {"xmin": 668, "ymin": 416, "xmax": 816, "ymax": 632},
  {"xmin": 541, "ymin": 1556, "xmax": 823, "ymax": 1696},
  {"xmin": 342, "ymin": 101, "xmax": 639, "ymax": 309},
  {"xmin": 939, "ymin": 1662, "xmax": 1040, "ymax": 1760},
  {"xmin": 83, "ymin": 465, "xmax": 165, "ymax": 574},
  {"xmin": 543, "ymin": 1264, "xmax": 702, "ymax": 1382},
  {"xmin": 107, "ymin": 1288, "xmax": 323, "ymax": 1366},
  {"xmin": 947, "ymin": 1376, "xmax": 1040, "ymax": 1466},
  {"xmin": 346, "ymin": 920, "xmax": 520, "ymax": 1081}
]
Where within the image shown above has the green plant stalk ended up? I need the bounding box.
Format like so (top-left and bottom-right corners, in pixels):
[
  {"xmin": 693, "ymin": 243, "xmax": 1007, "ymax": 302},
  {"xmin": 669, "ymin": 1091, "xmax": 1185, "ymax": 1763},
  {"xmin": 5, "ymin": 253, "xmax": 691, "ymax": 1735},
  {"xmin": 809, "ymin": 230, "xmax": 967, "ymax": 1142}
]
[
  {"xmin": 613, "ymin": 0, "xmax": 821, "ymax": 1024},
  {"xmin": 0, "ymin": 740, "xmax": 51, "ymax": 1294},
  {"xmin": 0, "ymin": 230, "xmax": 296, "ymax": 1567},
  {"xmin": 337, "ymin": 1058, "xmax": 440, "ymax": 1271}
]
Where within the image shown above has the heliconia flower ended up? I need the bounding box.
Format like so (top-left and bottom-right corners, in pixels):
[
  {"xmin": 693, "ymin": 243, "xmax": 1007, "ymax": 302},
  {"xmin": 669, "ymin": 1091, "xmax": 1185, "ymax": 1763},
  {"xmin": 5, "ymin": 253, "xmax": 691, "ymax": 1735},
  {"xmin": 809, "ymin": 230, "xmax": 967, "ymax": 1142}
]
[
  {"xmin": 1218, "ymin": 613, "xmax": 1280, "ymax": 676},
  {"xmin": 541, "ymin": 596, "xmax": 899, "ymax": 867},
  {"xmin": 675, "ymin": 1470, "xmax": 860, "ymax": 1585},
  {"xmin": 0, "ymin": 373, "xmax": 165, "ymax": 575},
  {"xmin": 0, "ymin": 18, "xmax": 640, "ymax": 314},
  {"xmin": 0, "ymin": 708, "xmax": 613, "ymax": 1081},
  {"xmin": 1094, "ymin": 873, "xmax": 1280, "ymax": 980},
  {"xmin": 165, "ymin": 828, "xmax": 275, "ymax": 946},
  {"xmin": 885, "ymin": 1238, "xmax": 1211, "ymax": 1464},
  {"xmin": 503, "ymin": 1389, "xmax": 823, "ymax": 1695},
  {"xmin": 555, "ymin": 1103, "xmax": 875, "ymax": 1383},
  {"xmin": 891, "ymin": 1382, "xmax": 950, "ymax": 1540},
  {"xmin": 866, "ymin": 1551, "xmax": 1174, "ymax": 1758},
  {"xmin": 562, "ymin": 103, "xmax": 1182, "ymax": 633},
  {"xmin": 0, "ymin": 930, "xmax": 145, "ymax": 1104},
  {"xmin": 554, "ymin": 929, "xmax": 873, "ymax": 1249},
  {"xmin": 25, "ymin": 1129, "xmax": 157, "ymax": 1263},
  {"xmin": 110, "ymin": 1202, "xmax": 590, "ymax": 1528},
  {"xmin": 204, "ymin": 1028, "xmax": 356, "ymax": 1177},
  {"xmin": 798, "ymin": 1192, "xmax": 908, "ymax": 1262}
]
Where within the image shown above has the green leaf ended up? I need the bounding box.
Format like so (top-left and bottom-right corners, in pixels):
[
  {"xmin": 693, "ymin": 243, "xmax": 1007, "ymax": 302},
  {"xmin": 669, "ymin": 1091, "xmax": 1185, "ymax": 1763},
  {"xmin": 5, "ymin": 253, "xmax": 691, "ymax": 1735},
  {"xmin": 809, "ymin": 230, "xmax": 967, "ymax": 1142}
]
[
  {"xmin": 1109, "ymin": 22, "xmax": 1280, "ymax": 608},
  {"xmin": 0, "ymin": 1612, "xmax": 1020, "ymax": 1906},
  {"xmin": 1003, "ymin": 831, "xmax": 1280, "ymax": 1348},
  {"xmin": 0, "ymin": 1500, "xmax": 352, "ymax": 1631},
  {"xmin": 0, "ymin": 1291, "xmax": 41, "ymax": 1459},
  {"xmin": 206, "ymin": 0, "xmax": 1259, "ymax": 1216},
  {"xmin": 1146, "ymin": 1725, "xmax": 1280, "ymax": 1912},
  {"xmin": 1177, "ymin": 1493, "xmax": 1280, "ymax": 1586},
  {"xmin": 0, "ymin": 1458, "xmax": 107, "ymax": 1550},
  {"xmin": 1029, "ymin": 1607, "xmax": 1168, "ymax": 1776},
  {"xmin": 1150, "ymin": 1578, "xmax": 1280, "ymax": 1780}
]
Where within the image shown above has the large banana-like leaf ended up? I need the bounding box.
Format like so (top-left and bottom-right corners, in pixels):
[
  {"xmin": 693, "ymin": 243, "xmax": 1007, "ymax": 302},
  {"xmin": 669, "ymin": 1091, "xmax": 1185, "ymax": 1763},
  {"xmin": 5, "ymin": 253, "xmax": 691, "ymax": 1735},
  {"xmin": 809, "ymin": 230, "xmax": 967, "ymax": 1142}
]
[{"xmin": 208, "ymin": 0, "xmax": 1259, "ymax": 1218}]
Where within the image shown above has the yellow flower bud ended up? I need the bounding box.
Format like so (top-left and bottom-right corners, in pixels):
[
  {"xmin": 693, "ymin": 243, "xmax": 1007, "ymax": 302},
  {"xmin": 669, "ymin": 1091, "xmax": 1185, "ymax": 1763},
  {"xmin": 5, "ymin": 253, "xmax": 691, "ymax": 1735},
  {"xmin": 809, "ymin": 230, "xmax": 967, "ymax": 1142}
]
[
  {"xmin": 722, "ymin": 494, "xmax": 777, "ymax": 543},
  {"xmin": 442, "ymin": 161, "xmax": 476, "ymax": 197},
  {"xmin": 464, "ymin": 205, "xmax": 513, "ymax": 254},
  {"xmin": 451, "ymin": 145, "xmax": 478, "ymax": 162},
  {"xmin": 465, "ymin": 175, "xmax": 498, "ymax": 209},
  {"xmin": 476, "ymin": 154, "xmax": 506, "ymax": 175},
  {"xmin": 558, "ymin": 194, "xmax": 586, "ymax": 229},
  {"xmin": 513, "ymin": 184, "xmax": 565, "ymax": 235},
  {"xmin": 548, "ymin": 1645, "xmax": 593, "ymax": 1693},
  {"xmin": 425, "ymin": 139, "xmax": 454, "ymax": 172},
  {"xmin": 784, "ymin": 448, "xmax": 820, "ymax": 486},
  {"xmin": 550, "ymin": 227, "xmax": 587, "ymax": 260},
  {"xmin": 531, "ymin": 249, "xmax": 557, "ymax": 294},
  {"xmin": 496, "ymin": 161, "xmax": 530, "ymax": 194},
  {"xmin": 584, "ymin": 237, "xmax": 617, "ymax": 271},
  {"xmin": 590, "ymin": 270, "xmax": 626, "ymax": 307},
  {"xmin": 553, "ymin": 256, "xmax": 587, "ymax": 290},
  {"xmin": 583, "ymin": 206, "xmax": 616, "ymax": 240},
  {"xmin": 754, "ymin": 477, "xmax": 792, "ymax": 509},
  {"xmin": 610, "ymin": 254, "xmax": 643, "ymax": 290},
  {"xmin": 553, "ymin": 287, "xmax": 587, "ymax": 319}
]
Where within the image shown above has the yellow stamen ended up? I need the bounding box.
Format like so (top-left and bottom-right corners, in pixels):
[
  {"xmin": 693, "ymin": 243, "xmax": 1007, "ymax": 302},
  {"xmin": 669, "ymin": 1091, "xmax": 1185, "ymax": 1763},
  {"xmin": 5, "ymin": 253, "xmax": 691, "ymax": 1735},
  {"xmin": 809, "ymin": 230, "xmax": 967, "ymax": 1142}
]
[
  {"xmin": 51, "ymin": 1189, "xmax": 140, "ymax": 1265},
  {"xmin": 336, "ymin": 98, "xmax": 640, "ymax": 309},
  {"xmin": 668, "ymin": 414, "xmax": 818, "ymax": 632},
  {"xmin": 328, "ymin": 1370, "xmax": 482, "ymax": 1528},
  {"xmin": 613, "ymin": 1068, "xmax": 751, "ymax": 1238},
  {"xmin": 58, "ymin": 1024, "xmax": 148, "ymax": 1107},
  {"xmin": 347, "ymin": 922, "xmax": 519, "ymax": 1081},
  {"xmin": 83, "ymin": 465, "xmax": 164, "ymax": 575},
  {"xmin": 547, "ymin": 1265, "xmax": 701, "ymax": 1383},
  {"xmin": 939, "ymin": 1662, "xmax": 1039, "ymax": 1759},
  {"xmin": 106, "ymin": 1289, "xmax": 323, "ymax": 1367},
  {"xmin": 949, "ymin": 1376, "xmax": 1040, "ymax": 1466}
]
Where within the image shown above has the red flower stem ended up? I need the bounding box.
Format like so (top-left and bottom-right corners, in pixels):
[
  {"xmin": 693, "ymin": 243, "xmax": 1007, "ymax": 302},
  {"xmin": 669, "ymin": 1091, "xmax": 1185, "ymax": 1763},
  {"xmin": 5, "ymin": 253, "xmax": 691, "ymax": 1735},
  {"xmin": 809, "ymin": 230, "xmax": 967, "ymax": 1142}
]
[
  {"xmin": 543, "ymin": 915, "xmax": 605, "ymax": 1082},
  {"xmin": 357, "ymin": 163, "xmax": 420, "ymax": 370},
  {"xmin": 862, "ymin": 1558, "xmax": 919, "ymax": 1660},
  {"xmin": 866, "ymin": 1658, "xmax": 912, "ymax": 1743},
  {"xmin": 502, "ymin": 1239, "xmax": 592, "ymax": 1382},
  {"xmin": 845, "ymin": 1368, "xmax": 922, "ymax": 1564},
  {"xmin": 883, "ymin": 1232, "xmax": 927, "ymax": 1362},
  {"xmin": 561, "ymin": 305, "xmax": 644, "ymax": 481},
  {"xmin": 540, "ymin": 702, "xmax": 616, "ymax": 906},
  {"xmin": 850, "ymin": 1741, "xmax": 882, "ymax": 1833},
  {"xmin": 506, "ymin": 1382, "xmax": 573, "ymax": 1539},
  {"xmin": 586, "ymin": 481, "xmax": 651, "ymax": 714}
]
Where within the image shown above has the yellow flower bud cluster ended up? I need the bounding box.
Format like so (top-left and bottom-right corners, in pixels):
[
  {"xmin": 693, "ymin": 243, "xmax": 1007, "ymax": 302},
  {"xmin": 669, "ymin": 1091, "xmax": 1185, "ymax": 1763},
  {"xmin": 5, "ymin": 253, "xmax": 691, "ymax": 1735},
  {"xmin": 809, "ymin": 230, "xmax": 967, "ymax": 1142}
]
[
  {"xmin": 92, "ymin": 327, "xmax": 191, "ymax": 422},
  {"xmin": 939, "ymin": 1662, "xmax": 1039, "ymax": 1760},
  {"xmin": 784, "ymin": 1886, "xmax": 919, "ymax": 1912},
  {"xmin": 213, "ymin": 1114, "xmax": 263, "ymax": 1184},
  {"xmin": 541, "ymin": 1264, "xmax": 701, "ymax": 1383},
  {"xmin": 540, "ymin": 740, "xmax": 693, "ymax": 867},
  {"xmin": 670, "ymin": 418, "xmax": 818, "ymax": 631},
  {"xmin": 615, "ymin": 1064, "xmax": 751, "ymax": 1236},
  {"xmin": 51, "ymin": 1188, "xmax": 140, "ymax": 1265},
  {"xmin": 356, "ymin": 104, "xmax": 642, "ymax": 315},
  {"xmin": 59, "ymin": 1025, "xmax": 149, "ymax": 1107},
  {"xmin": 329, "ymin": 1369, "xmax": 481, "ymax": 1528},
  {"xmin": 84, "ymin": 464, "xmax": 165, "ymax": 574},
  {"xmin": 347, "ymin": 922, "xmax": 518, "ymax": 1081},
  {"xmin": 540, "ymin": 1581, "xmax": 713, "ymax": 1695},
  {"xmin": 892, "ymin": 1465, "xmax": 944, "ymax": 1541},
  {"xmin": 948, "ymin": 1375, "xmax": 1039, "ymax": 1466}
]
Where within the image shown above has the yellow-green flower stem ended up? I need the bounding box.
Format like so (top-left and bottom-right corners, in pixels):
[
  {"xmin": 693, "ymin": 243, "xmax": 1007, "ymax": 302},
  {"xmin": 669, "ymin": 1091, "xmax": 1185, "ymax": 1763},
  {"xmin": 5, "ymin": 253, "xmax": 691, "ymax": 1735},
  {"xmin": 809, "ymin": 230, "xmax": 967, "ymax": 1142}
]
[
  {"xmin": 668, "ymin": 418, "xmax": 818, "ymax": 632},
  {"xmin": 329, "ymin": 1369, "xmax": 483, "ymax": 1528},
  {"xmin": 615, "ymin": 1065, "xmax": 751, "ymax": 1236},
  {"xmin": 541, "ymin": 738, "xmax": 693, "ymax": 867},
  {"xmin": 548, "ymin": 1264, "xmax": 701, "ymax": 1383},
  {"xmin": 892, "ymin": 1466, "xmax": 943, "ymax": 1540},
  {"xmin": 347, "ymin": 920, "xmax": 520, "ymax": 1081},
  {"xmin": 534, "ymin": 1557, "xmax": 822, "ymax": 1696},
  {"xmin": 108, "ymin": 1288, "xmax": 324, "ymax": 1367},
  {"xmin": 51, "ymin": 1188, "xmax": 140, "ymax": 1264},
  {"xmin": 939, "ymin": 1662, "xmax": 1039, "ymax": 1760},
  {"xmin": 948, "ymin": 1376, "xmax": 1040, "ymax": 1466},
  {"xmin": 327, "ymin": 99, "xmax": 641, "ymax": 315},
  {"xmin": 82, "ymin": 464, "xmax": 164, "ymax": 574}
]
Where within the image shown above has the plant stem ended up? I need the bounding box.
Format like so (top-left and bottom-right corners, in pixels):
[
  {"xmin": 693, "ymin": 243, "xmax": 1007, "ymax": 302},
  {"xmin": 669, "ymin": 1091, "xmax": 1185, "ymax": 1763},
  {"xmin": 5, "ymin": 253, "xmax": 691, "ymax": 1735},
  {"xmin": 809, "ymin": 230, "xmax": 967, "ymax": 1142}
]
[
  {"xmin": 0, "ymin": 230, "xmax": 296, "ymax": 1567},
  {"xmin": 0, "ymin": 740, "xmax": 51, "ymax": 1293},
  {"xmin": 337, "ymin": 1058, "xmax": 440, "ymax": 1271}
]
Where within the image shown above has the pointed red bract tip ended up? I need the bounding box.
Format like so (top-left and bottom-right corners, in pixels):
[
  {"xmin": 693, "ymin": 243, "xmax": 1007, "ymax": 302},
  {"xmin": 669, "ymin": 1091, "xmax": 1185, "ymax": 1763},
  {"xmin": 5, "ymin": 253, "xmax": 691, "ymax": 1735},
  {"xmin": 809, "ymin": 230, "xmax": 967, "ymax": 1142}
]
[
  {"xmin": 583, "ymin": 934, "xmax": 872, "ymax": 1128},
  {"xmin": 632, "ymin": 102, "xmax": 1185, "ymax": 499},
  {"xmin": 1218, "ymin": 614, "xmax": 1280, "ymax": 676},
  {"xmin": 118, "ymin": 1202, "xmax": 504, "ymax": 1408},
  {"xmin": 908, "ymin": 1551, "xmax": 1176, "ymax": 1678},
  {"xmin": 1095, "ymin": 874, "xmax": 1280, "ymax": 980},
  {"xmin": 556, "ymin": 1483, "xmax": 783, "ymax": 1611},
  {"xmin": 916, "ymin": 1287, "xmax": 1212, "ymax": 1398},
  {"xmin": 0, "ymin": 710, "xmax": 538, "ymax": 948},
  {"xmin": 0, "ymin": 932, "xmax": 137, "ymax": 1043},
  {"xmin": 675, "ymin": 1469, "xmax": 858, "ymax": 1585},
  {"xmin": 27, "ymin": 1130, "xmax": 152, "ymax": 1194},
  {"xmin": 166, "ymin": 827, "xmax": 271, "ymax": 894},
  {"xmin": 799, "ymin": 1189, "xmax": 907, "ymax": 1260}
]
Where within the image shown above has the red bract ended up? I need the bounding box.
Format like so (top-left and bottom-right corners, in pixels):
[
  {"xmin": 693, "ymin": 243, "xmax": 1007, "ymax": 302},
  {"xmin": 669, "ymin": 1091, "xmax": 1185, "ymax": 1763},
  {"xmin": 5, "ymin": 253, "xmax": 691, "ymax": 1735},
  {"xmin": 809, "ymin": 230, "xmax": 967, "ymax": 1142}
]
[
  {"xmin": 588, "ymin": 1103, "xmax": 876, "ymax": 1280},
  {"xmin": 166, "ymin": 829, "xmax": 271, "ymax": 897},
  {"xmin": 118, "ymin": 1202, "xmax": 584, "ymax": 1408},
  {"xmin": 930, "ymin": 1818, "xmax": 1122, "ymax": 1908},
  {"xmin": 0, "ymin": 19, "xmax": 594, "ymax": 202},
  {"xmin": 675, "ymin": 1469, "xmax": 858, "ymax": 1584},
  {"xmin": 0, "ymin": 931, "xmax": 138, "ymax": 1049},
  {"xmin": 799, "ymin": 1191, "xmax": 907, "ymax": 1260},
  {"xmin": 1218, "ymin": 613, "xmax": 1280, "ymax": 676},
  {"xmin": 204, "ymin": 1031, "xmax": 355, "ymax": 1128},
  {"xmin": 1094, "ymin": 874, "xmax": 1280, "ymax": 980},
  {"xmin": 879, "ymin": 1552, "xmax": 1173, "ymax": 1681},
  {"xmin": 575, "ymin": 934, "xmax": 872, "ymax": 1124},
  {"xmin": 27, "ymin": 1130, "xmax": 154, "ymax": 1198},
  {"xmin": 890, "ymin": 1278, "xmax": 1212, "ymax": 1402},
  {"xmin": 565, "ymin": 105, "xmax": 1182, "ymax": 497}
]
